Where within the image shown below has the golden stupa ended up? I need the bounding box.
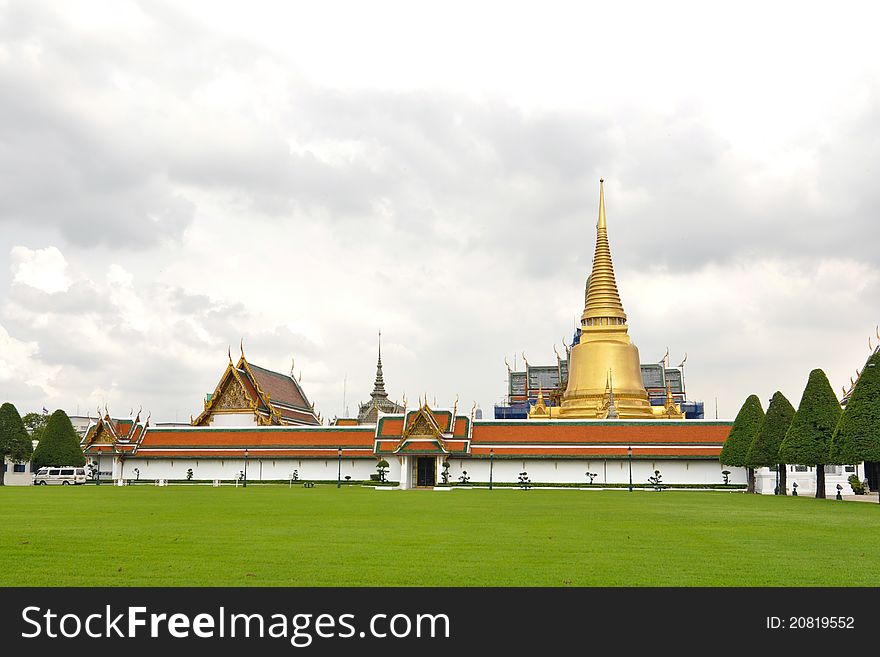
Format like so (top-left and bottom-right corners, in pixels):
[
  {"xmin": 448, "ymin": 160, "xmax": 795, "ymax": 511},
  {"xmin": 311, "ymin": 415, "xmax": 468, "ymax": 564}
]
[{"xmin": 531, "ymin": 180, "xmax": 683, "ymax": 420}]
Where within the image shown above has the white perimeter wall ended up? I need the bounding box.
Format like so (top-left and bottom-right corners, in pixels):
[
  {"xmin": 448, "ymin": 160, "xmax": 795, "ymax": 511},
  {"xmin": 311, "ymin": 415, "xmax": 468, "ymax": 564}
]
[
  {"xmin": 120, "ymin": 458, "xmax": 381, "ymax": 482},
  {"xmin": 443, "ymin": 459, "xmax": 745, "ymax": 486},
  {"xmin": 117, "ymin": 456, "xmax": 743, "ymax": 486}
]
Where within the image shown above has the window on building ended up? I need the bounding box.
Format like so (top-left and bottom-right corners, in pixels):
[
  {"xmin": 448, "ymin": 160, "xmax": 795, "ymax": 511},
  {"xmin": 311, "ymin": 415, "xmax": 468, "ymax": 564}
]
[
  {"xmin": 13, "ymin": 463, "xmax": 26, "ymax": 473},
  {"xmin": 845, "ymin": 465, "xmax": 855, "ymax": 472},
  {"xmin": 794, "ymin": 465, "xmax": 808, "ymax": 472},
  {"xmin": 1, "ymin": 463, "xmax": 6, "ymax": 472}
]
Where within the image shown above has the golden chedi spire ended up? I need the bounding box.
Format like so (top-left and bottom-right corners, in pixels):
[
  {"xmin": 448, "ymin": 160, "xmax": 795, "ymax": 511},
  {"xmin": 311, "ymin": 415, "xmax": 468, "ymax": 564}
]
[
  {"xmin": 534, "ymin": 179, "xmax": 655, "ymax": 419},
  {"xmin": 582, "ymin": 179, "xmax": 627, "ymax": 325}
]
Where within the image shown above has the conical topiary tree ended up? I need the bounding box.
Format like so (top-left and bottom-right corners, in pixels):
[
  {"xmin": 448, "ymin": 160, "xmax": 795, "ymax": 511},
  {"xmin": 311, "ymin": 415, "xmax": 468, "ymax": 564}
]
[
  {"xmin": 779, "ymin": 369, "xmax": 841, "ymax": 499},
  {"xmin": 719, "ymin": 394, "xmax": 764, "ymax": 493},
  {"xmin": 31, "ymin": 409, "xmax": 86, "ymax": 469},
  {"xmin": 830, "ymin": 350, "xmax": 880, "ymax": 503},
  {"xmin": 746, "ymin": 391, "xmax": 796, "ymax": 495},
  {"xmin": 0, "ymin": 402, "xmax": 34, "ymax": 486}
]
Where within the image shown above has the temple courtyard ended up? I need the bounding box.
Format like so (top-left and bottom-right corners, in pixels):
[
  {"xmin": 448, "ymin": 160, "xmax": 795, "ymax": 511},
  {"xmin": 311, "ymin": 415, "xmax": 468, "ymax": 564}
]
[{"xmin": 1, "ymin": 486, "xmax": 877, "ymax": 587}]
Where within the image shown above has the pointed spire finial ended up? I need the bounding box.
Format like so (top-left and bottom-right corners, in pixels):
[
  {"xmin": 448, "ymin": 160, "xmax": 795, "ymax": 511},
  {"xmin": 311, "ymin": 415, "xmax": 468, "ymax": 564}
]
[
  {"xmin": 240, "ymin": 338, "xmax": 244, "ymax": 359},
  {"xmin": 582, "ymin": 179, "xmax": 627, "ymax": 325},
  {"xmin": 370, "ymin": 331, "xmax": 388, "ymax": 400},
  {"xmin": 228, "ymin": 345, "xmax": 233, "ymax": 365}
]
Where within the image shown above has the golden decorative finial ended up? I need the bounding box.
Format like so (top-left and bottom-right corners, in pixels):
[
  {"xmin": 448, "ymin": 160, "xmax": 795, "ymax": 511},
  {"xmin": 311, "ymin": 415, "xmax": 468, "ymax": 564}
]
[
  {"xmin": 298, "ymin": 370, "xmax": 302, "ymax": 382},
  {"xmin": 581, "ymin": 178, "xmax": 627, "ymax": 325},
  {"xmin": 240, "ymin": 338, "xmax": 244, "ymax": 359},
  {"xmin": 504, "ymin": 356, "xmax": 511, "ymax": 373},
  {"xmin": 145, "ymin": 412, "xmax": 151, "ymax": 426},
  {"xmin": 678, "ymin": 352, "xmax": 688, "ymax": 368},
  {"xmin": 870, "ymin": 337, "xmax": 874, "ymax": 351},
  {"xmin": 532, "ymin": 387, "xmax": 548, "ymax": 415},
  {"xmin": 522, "ymin": 351, "xmax": 529, "ymax": 368},
  {"xmin": 842, "ymin": 386, "xmax": 847, "ymax": 397},
  {"xmin": 553, "ymin": 344, "xmax": 561, "ymax": 361},
  {"xmin": 228, "ymin": 345, "xmax": 233, "ymax": 365}
]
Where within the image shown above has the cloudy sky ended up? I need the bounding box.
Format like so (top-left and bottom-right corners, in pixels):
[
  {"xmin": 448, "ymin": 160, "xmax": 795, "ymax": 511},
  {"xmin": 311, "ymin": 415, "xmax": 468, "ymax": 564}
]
[{"xmin": 1, "ymin": 0, "xmax": 878, "ymax": 422}]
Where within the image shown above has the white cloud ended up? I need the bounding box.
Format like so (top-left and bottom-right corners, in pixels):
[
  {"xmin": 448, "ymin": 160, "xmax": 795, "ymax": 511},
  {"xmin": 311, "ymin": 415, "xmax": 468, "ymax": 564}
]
[
  {"xmin": 0, "ymin": 323, "xmax": 60, "ymax": 397},
  {"xmin": 10, "ymin": 245, "xmax": 71, "ymax": 293}
]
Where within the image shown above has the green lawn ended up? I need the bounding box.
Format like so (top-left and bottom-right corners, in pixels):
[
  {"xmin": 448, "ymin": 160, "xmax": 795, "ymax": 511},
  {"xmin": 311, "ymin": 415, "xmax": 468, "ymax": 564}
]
[{"xmin": 0, "ymin": 485, "xmax": 877, "ymax": 586}]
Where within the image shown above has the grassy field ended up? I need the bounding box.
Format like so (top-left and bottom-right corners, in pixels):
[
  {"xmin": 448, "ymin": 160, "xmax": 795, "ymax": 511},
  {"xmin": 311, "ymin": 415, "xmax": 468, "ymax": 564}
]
[{"xmin": 1, "ymin": 485, "xmax": 877, "ymax": 586}]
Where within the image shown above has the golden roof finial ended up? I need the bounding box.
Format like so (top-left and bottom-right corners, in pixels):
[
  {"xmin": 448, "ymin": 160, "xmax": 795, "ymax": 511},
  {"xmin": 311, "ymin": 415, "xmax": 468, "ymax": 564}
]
[
  {"xmin": 228, "ymin": 345, "xmax": 233, "ymax": 365},
  {"xmin": 582, "ymin": 178, "xmax": 627, "ymax": 325},
  {"xmin": 240, "ymin": 338, "xmax": 245, "ymax": 360}
]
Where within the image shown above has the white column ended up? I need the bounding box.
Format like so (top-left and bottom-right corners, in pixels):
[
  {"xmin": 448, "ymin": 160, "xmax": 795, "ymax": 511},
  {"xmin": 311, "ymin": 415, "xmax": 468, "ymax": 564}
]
[{"xmin": 399, "ymin": 456, "xmax": 411, "ymax": 489}]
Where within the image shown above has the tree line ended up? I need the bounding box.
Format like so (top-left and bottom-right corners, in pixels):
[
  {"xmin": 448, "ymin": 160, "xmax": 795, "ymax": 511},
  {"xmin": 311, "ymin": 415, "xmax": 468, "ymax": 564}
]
[
  {"xmin": 720, "ymin": 349, "xmax": 880, "ymax": 499},
  {"xmin": 0, "ymin": 403, "xmax": 86, "ymax": 485}
]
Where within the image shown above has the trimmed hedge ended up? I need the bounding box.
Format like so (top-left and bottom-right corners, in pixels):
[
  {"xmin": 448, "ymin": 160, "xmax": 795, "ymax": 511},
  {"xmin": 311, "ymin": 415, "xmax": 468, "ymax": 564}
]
[
  {"xmin": 31, "ymin": 410, "xmax": 85, "ymax": 469},
  {"xmin": 831, "ymin": 350, "xmax": 880, "ymax": 465},
  {"xmin": 746, "ymin": 391, "xmax": 795, "ymax": 467},
  {"xmin": 0, "ymin": 402, "xmax": 33, "ymax": 486},
  {"xmin": 719, "ymin": 395, "xmax": 764, "ymax": 467},
  {"xmin": 779, "ymin": 369, "xmax": 841, "ymax": 466}
]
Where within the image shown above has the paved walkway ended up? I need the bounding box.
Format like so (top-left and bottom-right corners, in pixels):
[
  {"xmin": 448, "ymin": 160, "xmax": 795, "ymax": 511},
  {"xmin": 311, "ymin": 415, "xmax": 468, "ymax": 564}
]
[{"xmin": 843, "ymin": 492, "xmax": 880, "ymax": 503}]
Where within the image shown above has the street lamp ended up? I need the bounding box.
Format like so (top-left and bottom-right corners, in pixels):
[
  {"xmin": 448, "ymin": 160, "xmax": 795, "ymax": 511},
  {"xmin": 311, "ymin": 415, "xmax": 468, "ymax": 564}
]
[
  {"xmin": 627, "ymin": 446, "xmax": 633, "ymax": 492},
  {"xmin": 243, "ymin": 448, "xmax": 248, "ymax": 488},
  {"xmin": 489, "ymin": 449, "xmax": 494, "ymax": 490},
  {"xmin": 337, "ymin": 447, "xmax": 342, "ymax": 488}
]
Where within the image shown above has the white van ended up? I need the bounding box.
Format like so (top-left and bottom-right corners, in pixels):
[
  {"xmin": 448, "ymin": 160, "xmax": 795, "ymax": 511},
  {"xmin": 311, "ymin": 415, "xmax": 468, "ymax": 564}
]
[{"xmin": 33, "ymin": 467, "xmax": 87, "ymax": 485}]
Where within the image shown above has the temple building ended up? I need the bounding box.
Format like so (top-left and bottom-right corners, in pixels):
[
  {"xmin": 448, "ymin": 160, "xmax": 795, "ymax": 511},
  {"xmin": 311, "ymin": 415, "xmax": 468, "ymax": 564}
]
[
  {"xmin": 357, "ymin": 332, "xmax": 404, "ymax": 424},
  {"xmin": 193, "ymin": 347, "xmax": 321, "ymax": 427}
]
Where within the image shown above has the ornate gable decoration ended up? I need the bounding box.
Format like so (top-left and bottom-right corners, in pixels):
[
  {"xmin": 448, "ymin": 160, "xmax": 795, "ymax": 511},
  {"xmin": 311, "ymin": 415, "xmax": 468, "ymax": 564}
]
[
  {"xmin": 395, "ymin": 404, "xmax": 447, "ymax": 454},
  {"xmin": 214, "ymin": 376, "xmax": 251, "ymax": 410},
  {"xmin": 194, "ymin": 361, "xmax": 260, "ymax": 426}
]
